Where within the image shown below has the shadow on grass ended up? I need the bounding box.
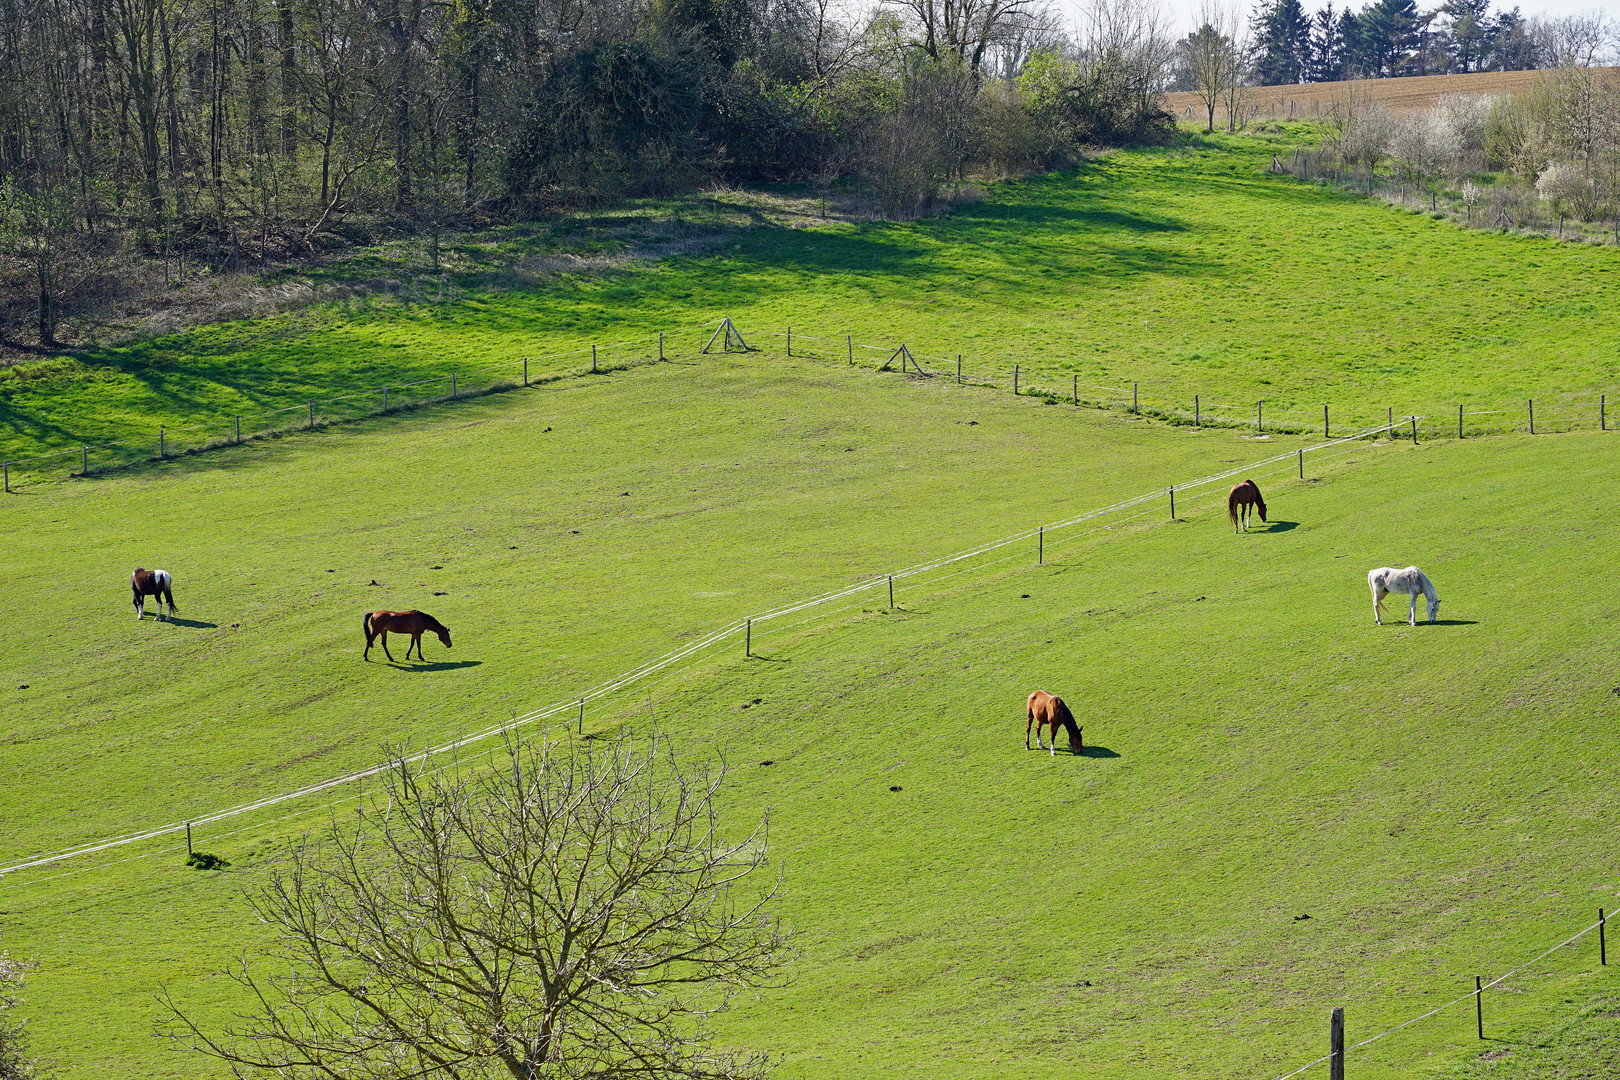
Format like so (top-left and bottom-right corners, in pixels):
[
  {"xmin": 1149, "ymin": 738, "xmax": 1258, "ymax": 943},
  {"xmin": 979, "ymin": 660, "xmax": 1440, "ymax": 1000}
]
[
  {"xmin": 160, "ymin": 617, "xmax": 219, "ymax": 629},
  {"xmin": 1079, "ymin": 744, "xmax": 1121, "ymax": 759},
  {"xmin": 1262, "ymin": 521, "xmax": 1299, "ymax": 532},
  {"xmin": 390, "ymin": 659, "xmax": 483, "ymax": 672}
]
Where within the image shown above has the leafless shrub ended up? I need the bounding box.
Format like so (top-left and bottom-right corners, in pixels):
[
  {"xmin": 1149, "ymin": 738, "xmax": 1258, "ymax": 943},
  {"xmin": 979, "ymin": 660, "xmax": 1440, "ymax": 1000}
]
[{"xmin": 161, "ymin": 733, "xmax": 791, "ymax": 1080}]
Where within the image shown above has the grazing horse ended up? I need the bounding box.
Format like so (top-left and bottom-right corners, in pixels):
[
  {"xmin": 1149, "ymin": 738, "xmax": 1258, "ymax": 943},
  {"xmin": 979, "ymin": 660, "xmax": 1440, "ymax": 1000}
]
[
  {"xmin": 1368, "ymin": 566, "xmax": 1441, "ymax": 626},
  {"xmin": 364, "ymin": 610, "xmax": 452, "ymax": 662},
  {"xmin": 1025, "ymin": 690, "xmax": 1084, "ymax": 756},
  {"xmin": 131, "ymin": 568, "xmax": 178, "ymax": 620},
  {"xmin": 1228, "ymin": 480, "xmax": 1268, "ymax": 533}
]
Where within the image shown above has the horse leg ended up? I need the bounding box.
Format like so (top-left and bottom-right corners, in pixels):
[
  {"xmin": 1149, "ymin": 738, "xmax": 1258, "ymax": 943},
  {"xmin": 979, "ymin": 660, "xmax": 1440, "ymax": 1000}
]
[
  {"xmin": 1026, "ymin": 711, "xmax": 1034, "ymax": 751},
  {"xmin": 380, "ymin": 632, "xmax": 396, "ymax": 663},
  {"xmin": 134, "ymin": 593, "xmax": 144, "ymax": 619},
  {"xmin": 1048, "ymin": 722, "xmax": 1056, "ymax": 757},
  {"xmin": 408, "ymin": 633, "xmax": 422, "ymax": 661},
  {"xmin": 1409, "ymin": 593, "xmax": 1418, "ymax": 627}
]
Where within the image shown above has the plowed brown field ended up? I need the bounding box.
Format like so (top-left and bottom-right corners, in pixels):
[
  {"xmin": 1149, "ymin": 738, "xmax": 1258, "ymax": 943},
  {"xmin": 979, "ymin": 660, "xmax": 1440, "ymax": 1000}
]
[{"xmin": 1164, "ymin": 66, "xmax": 1620, "ymax": 122}]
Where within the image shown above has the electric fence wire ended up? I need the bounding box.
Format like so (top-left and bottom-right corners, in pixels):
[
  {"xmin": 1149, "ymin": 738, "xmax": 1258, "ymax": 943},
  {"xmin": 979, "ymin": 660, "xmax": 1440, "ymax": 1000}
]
[
  {"xmin": 0, "ymin": 418, "xmax": 1411, "ymax": 883},
  {"xmin": 1264, "ymin": 915, "xmax": 1609, "ymax": 1080}
]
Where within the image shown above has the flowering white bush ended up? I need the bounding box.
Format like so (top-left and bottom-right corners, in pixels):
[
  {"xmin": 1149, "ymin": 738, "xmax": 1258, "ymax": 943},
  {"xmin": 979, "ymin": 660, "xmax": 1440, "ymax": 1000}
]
[{"xmin": 1536, "ymin": 160, "xmax": 1598, "ymax": 217}]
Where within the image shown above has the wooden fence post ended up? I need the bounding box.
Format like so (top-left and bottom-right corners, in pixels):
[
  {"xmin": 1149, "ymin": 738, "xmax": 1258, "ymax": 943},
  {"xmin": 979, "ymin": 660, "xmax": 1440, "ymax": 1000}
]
[
  {"xmin": 1601, "ymin": 908, "xmax": 1607, "ymax": 965},
  {"xmin": 592, "ymin": 345, "xmax": 598, "ymax": 373},
  {"xmin": 888, "ymin": 576, "xmax": 894, "ymax": 607},
  {"xmin": 1458, "ymin": 405, "xmax": 1463, "ymax": 440},
  {"xmin": 1195, "ymin": 394, "xmax": 1200, "ymax": 427},
  {"xmin": 659, "ymin": 332, "xmax": 664, "ymax": 361},
  {"xmin": 308, "ymin": 402, "xmax": 315, "ymax": 429},
  {"xmin": 159, "ymin": 427, "xmax": 165, "ymax": 458},
  {"xmin": 82, "ymin": 446, "xmax": 88, "ymax": 476},
  {"xmin": 235, "ymin": 415, "xmax": 242, "ymax": 443},
  {"xmin": 577, "ymin": 697, "xmax": 585, "ymax": 734},
  {"xmin": 1299, "ymin": 449, "xmax": 1304, "ymax": 478},
  {"xmin": 746, "ymin": 619, "xmax": 751, "ymax": 657},
  {"xmin": 848, "ymin": 335, "xmax": 853, "ymax": 365},
  {"xmin": 1039, "ymin": 527, "xmax": 1044, "ymax": 563},
  {"xmin": 1329, "ymin": 1007, "xmax": 1344, "ymax": 1080},
  {"xmin": 1475, "ymin": 976, "xmax": 1484, "ymax": 1039},
  {"xmin": 451, "ymin": 374, "xmax": 457, "ymax": 399},
  {"xmin": 957, "ymin": 355, "xmax": 961, "ymax": 383},
  {"xmin": 1073, "ymin": 375, "xmax": 1078, "ymax": 405},
  {"xmin": 1602, "ymin": 394, "xmax": 1606, "ymax": 430},
  {"xmin": 1014, "ymin": 365, "xmax": 1019, "ymax": 395},
  {"xmin": 1133, "ymin": 382, "xmax": 1138, "ymax": 414},
  {"xmin": 1529, "ymin": 398, "xmax": 1534, "ymax": 434},
  {"xmin": 186, "ymin": 822, "xmax": 192, "ymax": 857},
  {"xmin": 523, "ymin": 359, "xmax": 529, "ymax": 386},
  {"xmin": 1388, "ymin": 406, "xmax": 1393, "ymax": 432},
  {"xmin": 1168, "ymin": 487, "xmax": 1174, "ymax": 519},
  {"xmin": 787, "ymin": 326, "xmax": 791, "ymax": 356},
  {"xmin": 1257, "ymin": 400, "xmax": 1264, "ymax": 432},
  {"xmin": 1324, "ymin": 404, "xmax": 1329, "ymax": 438},
  {"xmin": 3, "ymin": 461, "xmax": 8, "ymax": 493},
  {"xmin": 1411, "ymin": 416, "xmax": 1418, "ymax": 444}
]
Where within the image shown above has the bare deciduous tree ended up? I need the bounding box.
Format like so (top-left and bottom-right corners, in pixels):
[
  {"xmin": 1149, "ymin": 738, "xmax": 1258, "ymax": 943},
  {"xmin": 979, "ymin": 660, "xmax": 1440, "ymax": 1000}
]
[
  {"xmin": 1184, "ymin": 2, "xmax": 1245, "ymax": 133},
  {"xmin": 161, "ymin": 734, "xmax": 791, "ymax": 1080}
]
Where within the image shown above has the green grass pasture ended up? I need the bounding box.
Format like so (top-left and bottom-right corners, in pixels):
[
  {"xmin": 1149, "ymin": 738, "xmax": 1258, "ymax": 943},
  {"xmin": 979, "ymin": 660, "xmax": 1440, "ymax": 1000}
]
[
  {"xmin": 2, "ymin": 356, "xmax": 1618, "ymax": 1079},
  {"xmin": 4, "ymin": 131, "xmax": 1618, "ymax": 469}
]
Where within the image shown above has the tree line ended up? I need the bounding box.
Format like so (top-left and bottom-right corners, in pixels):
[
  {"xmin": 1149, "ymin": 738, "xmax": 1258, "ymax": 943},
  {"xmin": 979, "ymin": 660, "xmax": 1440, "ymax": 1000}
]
[
  {"xmin": 1244, "ymin": 0, "xmax": 1612, "ymax": 85},
  {"xmin": 0, "ymin": 0, "xmax": 1181, "ymax": 347}
]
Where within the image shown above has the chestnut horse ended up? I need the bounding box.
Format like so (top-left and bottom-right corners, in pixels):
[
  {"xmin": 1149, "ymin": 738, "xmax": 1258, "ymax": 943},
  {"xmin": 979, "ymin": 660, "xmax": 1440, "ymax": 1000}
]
[
  {"xmin": 1026, "ymin": 690, "xmax": 1083, "ymax": 756},
  {"xmin": 131, "ymin": 568, "xmax": 178, "ymax": 620},
  {"xmin": 364, "ymin": 610, "xmax": 452, "ymax": 662},
  {"xmin": 1228, "ymin": 479, "xmax": 1267, "ymax": 533}
]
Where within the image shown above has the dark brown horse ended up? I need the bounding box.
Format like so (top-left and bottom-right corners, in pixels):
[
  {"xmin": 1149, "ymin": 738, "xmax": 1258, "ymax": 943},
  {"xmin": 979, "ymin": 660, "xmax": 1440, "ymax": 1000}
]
[
  {"xmin": 1026, "ymin": 690, "xmax": 1083, "ymax": 756},
  {"xmin": 364, "ymin": 610, "xmax": 452, "ymax": 662},
  {"xmin": 131, "ymin": 568, "xmax": 178, "ymax": 620},
  {"xmin": 1228, "ymin": 479, "xmax": 1267, "ymax": 533}
]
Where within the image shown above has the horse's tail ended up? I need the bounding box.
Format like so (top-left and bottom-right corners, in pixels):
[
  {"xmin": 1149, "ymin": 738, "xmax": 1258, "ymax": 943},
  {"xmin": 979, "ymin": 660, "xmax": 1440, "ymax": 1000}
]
[
  {"xmin": 1228, "ymin": 488, "xmax": 1240, "ymax": 528},
  {"xmin": 1054, "ymin": 697, "xmax": 1083, "ymax": 752},
  {"xmin": 363, "ymin": 611, "xmax": 374, "ymax": 639},
  {"xmin": 163, "ymin": 574, "xmax": 178, "ymax": 613}
]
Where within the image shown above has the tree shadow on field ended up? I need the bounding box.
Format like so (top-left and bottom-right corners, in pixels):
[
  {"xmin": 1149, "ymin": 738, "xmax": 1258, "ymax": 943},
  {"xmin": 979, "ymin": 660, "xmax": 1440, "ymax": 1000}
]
[
  {"xmin": 391, "ymin": 659, "xmax": 483, "ymax": 672},
  {"xmin": 1079, "ymin": 744, "xmax": 1120, "ymax": 759}
]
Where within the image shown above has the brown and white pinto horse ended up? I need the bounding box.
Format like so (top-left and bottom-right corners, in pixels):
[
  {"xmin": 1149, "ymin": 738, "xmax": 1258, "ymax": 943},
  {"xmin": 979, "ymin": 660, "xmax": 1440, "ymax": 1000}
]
[
  {"xmin": 364, "ymin": 610, "xmax": 452, "ymax": 662},
  {"xmin": 131, "ymin": 568, "xmax": 178, "ymax": 620},
  {"xmin": 1228, "ymin": 479, "xmax": 1268, "ymax": 533},
  {"xmin": 1025, "ymin": 690, "xmax": 1083, "ymax": 756}
]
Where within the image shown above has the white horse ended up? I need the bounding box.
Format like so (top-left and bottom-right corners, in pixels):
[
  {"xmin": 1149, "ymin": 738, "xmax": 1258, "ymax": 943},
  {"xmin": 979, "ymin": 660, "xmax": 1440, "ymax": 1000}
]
[{"xmin": 1368, "ymin": 566, "xmax": 1439, "ymax": 626}]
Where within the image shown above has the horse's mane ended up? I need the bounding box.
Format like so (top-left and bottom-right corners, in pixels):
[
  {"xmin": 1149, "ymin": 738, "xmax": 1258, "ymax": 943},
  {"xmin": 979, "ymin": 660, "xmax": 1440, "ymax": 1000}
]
[
  {"xmin": 1052, "ymin": 696, "xmax": 1081, "ymax": 740},
  {"xmin": 420, "ymin": 612, "xmax": 446, "ymax": 631}
]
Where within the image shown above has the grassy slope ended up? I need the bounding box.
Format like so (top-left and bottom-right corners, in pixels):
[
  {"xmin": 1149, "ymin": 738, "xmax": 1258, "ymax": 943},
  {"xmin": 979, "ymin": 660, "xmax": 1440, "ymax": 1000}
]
[
  {"xmin": 3, "ymin": 354, "xmax": 1619, "ymax": 1079},
  {"xmin": 4, "ymin": 130, "xmax": 1619, "ymax": 464}
]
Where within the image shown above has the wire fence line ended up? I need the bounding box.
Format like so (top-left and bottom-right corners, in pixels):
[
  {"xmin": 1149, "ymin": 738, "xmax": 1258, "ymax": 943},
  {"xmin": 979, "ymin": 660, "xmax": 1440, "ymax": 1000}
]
[
  {"xmin": 1266, "ymin": 911, "xmax": 1612, "ymax": 1080},
  {"xmin": 0, "ymin": 414, "xmax": 1416, "ymax": 883},
  {"xmin": 762, "ymin": 326, "xmax": 1616, "ymax": 443},
  {"xmin": 4, "ymin": 315, "xmax": 1613, "ymax": 493},
  {"xmin": 0, "ymin": 321, "xmax": 718, "ymax": 490}
]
